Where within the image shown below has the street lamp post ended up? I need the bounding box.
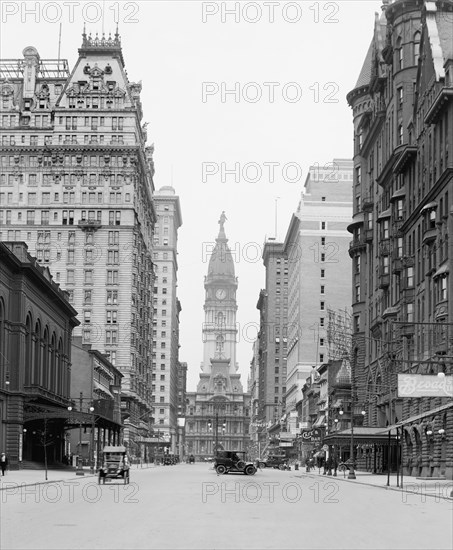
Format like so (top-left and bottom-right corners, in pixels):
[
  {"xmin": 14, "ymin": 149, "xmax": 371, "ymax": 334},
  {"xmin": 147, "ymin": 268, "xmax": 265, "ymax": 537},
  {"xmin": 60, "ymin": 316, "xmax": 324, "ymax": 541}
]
[
  {"xmin": 208, "ymin": 409, "xmax": 226, "ymax": 456},
  {"xmin": 67, "ymin": 392, "xmax": 96, "ymax": 475}
]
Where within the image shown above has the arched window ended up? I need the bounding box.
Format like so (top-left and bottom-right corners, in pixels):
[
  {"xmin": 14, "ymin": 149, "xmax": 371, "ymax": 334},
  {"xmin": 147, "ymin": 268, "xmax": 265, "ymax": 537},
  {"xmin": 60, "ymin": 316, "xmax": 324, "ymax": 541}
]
[
  {"xmin": 396, "ymin": 36, "xmax": 403, "ymax": 70},
  {"xmin": 25, "ymin": 314, "xmax": 32, "ymax": 385},
  {"xmin": 50, "ymin": 333, "xmax": 56, "ymax": 393},
  {"xmin": 0, "ymin": 299, "xmax": 4, "ymax": 383},
  {"xmin": 33, "ymin": 321, "xmax": 41, "ymax": 385},
  {"xmin": 57, "ymin": 338, "xmax": 65, "ymax": 396},
  {"xmin": 42, "ymin": 327, "xmax": 49, "ymax": 388},
  {"xmin": 413, "ymin": 31, "xmax": 421, "ymax": 65}
]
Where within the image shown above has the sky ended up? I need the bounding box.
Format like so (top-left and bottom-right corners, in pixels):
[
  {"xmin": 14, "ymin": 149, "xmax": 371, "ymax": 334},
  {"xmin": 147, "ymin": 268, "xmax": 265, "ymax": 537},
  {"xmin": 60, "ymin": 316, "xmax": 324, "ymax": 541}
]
[{"xmin": 1, "ymin": 0, "xmax": 383, "ymax": 391}]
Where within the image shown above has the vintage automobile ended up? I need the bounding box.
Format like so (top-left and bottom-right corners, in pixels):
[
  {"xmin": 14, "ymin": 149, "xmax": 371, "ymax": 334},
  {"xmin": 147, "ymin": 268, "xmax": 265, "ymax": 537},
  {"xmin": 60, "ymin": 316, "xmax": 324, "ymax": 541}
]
[
  {"xmin": 259, "ymin": 455, "xmax": 288, "ymax": 470},
  {"xmin": 214, "ymin": 451, "xmax": 257, "ymax": 475},
  {"xmin": 98, "ymin": 445, "xmax": 130, "ymax": 484}
]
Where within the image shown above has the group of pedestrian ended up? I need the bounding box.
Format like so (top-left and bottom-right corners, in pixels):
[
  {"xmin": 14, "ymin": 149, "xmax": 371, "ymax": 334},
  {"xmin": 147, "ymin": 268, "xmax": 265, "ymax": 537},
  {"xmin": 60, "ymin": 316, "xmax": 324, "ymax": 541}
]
[{"xmin": 1, "ymin": 452, "xmax": 8, "ymax": 476}]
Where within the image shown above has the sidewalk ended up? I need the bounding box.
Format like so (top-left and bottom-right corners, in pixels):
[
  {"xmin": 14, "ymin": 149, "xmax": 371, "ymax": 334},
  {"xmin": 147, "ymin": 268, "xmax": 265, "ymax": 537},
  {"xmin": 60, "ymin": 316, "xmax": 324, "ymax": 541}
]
[
  {"xmin": 0, "ymin": 462, "xmax": 156, "ymax": 490},
  {"xmin": 296, "ymin": 467, "xmax": 453, "ymax": 501}
]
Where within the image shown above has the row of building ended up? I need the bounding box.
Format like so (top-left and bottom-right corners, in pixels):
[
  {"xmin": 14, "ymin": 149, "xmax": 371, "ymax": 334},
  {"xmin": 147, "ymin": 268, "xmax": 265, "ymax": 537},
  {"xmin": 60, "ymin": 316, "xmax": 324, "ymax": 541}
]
[
  {"xmin": 250, "ymin": 0, "xmax": 453, "ymax": 479},
  {"xmin": 0, "ymin": 32, "xmax": 189, "ymax": 467}
]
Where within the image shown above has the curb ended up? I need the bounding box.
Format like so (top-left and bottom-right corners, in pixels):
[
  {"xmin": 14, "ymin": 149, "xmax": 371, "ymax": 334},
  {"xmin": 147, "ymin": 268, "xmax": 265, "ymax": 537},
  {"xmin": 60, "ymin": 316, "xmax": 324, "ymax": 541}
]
[
  {"xmin": 0, "ymin": 474, "xmax": 96, "ymax": 491},
  {"xmin": 294, "ymin": 472, "xmax": 453, "ymax": 501}
]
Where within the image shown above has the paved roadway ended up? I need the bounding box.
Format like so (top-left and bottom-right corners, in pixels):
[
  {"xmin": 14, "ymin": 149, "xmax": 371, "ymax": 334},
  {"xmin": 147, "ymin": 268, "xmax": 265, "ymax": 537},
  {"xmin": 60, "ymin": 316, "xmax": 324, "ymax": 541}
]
[{"xmin": 0, "ymin": 464, "xmax": 451, "ymax": 549}]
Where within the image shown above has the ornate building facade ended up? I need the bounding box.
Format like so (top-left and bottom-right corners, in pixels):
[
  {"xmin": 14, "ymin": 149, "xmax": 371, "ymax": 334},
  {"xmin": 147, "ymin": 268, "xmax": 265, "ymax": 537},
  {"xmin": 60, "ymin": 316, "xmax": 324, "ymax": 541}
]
[
  {"xmin": 185, "ymin": 215, "xmax": 251, "ymax": 459},
  {"xmin": 0, "ymin": 32, "xmax": 157, "ymax": 458},
  {"xmin": 347, "ymin": 0, "xmax": 453, "ymax": 478},
  {"xmin": 0, "ymin": 241, "xmax": 79, "ymax": 469}
]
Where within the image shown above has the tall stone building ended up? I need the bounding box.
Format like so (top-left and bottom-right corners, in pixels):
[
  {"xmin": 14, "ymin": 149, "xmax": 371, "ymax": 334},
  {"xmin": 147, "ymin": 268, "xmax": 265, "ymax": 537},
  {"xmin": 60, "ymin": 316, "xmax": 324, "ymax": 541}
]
[
  {"xmin": 0, "ymin": 32, "xmax": 156, "ymax": 458},
  {"xmin": 255, "ymin": 241, "xmax": 288, "ymax": 449},
  {"xmin": 185, "ymin": 214, "xmax": 251, "ymax": 459},
  {"xmin": 347, "ymin": 0, "xmax": 453, "ymax": 478},
  {"xmin": 152, "ymin": 186, "xmax": 183, "ymax": 452},
  {"xmin": 284, "ymin": 160, "xmax": 353, "ymax": 417}
]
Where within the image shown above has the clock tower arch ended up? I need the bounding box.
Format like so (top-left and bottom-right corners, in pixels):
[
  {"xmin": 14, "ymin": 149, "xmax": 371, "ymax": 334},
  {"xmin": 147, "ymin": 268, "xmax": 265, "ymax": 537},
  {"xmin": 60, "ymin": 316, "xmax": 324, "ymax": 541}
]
[{"xmin": 201, "ymin": 212, "xmax": 238, "ymax": 373}]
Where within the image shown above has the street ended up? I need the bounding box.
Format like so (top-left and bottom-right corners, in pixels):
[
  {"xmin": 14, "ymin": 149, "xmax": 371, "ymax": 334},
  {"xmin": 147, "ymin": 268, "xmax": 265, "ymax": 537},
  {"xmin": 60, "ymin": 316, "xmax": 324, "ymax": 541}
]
[{"xmin": 0, "ymin": 464, "xmax": 451, "ymax": 550}]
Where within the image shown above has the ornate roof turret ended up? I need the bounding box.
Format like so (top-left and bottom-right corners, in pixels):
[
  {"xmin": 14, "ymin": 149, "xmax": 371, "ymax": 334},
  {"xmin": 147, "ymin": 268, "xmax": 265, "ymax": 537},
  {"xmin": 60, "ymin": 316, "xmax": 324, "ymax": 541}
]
[{"xmin": 79, "ymin": 25, "xmax": 125, "ymax": 67}]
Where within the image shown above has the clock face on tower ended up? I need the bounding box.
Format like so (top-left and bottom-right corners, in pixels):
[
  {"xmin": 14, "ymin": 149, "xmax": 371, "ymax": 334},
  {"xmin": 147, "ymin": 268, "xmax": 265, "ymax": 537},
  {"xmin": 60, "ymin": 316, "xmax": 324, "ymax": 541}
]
[{"xmin": 215, "ymin": 288, "xmax": 227, "ymax": 300}]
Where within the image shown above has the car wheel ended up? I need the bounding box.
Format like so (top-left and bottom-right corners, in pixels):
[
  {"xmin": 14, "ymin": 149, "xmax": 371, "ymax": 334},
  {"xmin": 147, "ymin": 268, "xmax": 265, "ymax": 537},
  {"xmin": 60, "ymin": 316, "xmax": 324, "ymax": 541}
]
[
  {"xmin": 216, "ymin": 464, "xmax": 227, "ymax": 475},
  {"xmin": 245, "ymin": 465, "xmax": 256, "ymax": 476},
  {"xmin": 279, "ymin": 464, "xmax": 285, "ymax": 471},
  {"xmin": 259, "ymin": 462, "xmax": 266, "ymax": 469},
  {"xmin": 236, "ymin": 460, "xmax": 246, "ymax": 469}
]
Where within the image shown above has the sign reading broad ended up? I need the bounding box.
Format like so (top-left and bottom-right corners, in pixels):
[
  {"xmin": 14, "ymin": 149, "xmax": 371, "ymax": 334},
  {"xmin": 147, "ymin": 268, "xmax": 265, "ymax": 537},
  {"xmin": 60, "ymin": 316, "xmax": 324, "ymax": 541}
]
[{"xmin": 397, "ymin": 374, "xmax": 453, "ymax": 398}]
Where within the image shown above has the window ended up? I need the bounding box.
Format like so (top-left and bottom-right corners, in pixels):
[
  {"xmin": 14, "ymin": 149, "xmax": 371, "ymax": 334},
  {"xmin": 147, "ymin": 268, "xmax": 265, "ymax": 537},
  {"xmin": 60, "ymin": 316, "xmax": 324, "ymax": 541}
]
[
  {"xmin": 107, "ymin": 270, "xmax": 118, "ymax": 284},
  {"xmin": 406, "ymin": 267, "xmax": 414, "ymax": 288},
  {"xmin": 107, "ymin": 290, "xmax": 118, "ymax": 304},
  {"xmin": 320, "ymin": 301, "xmax": 325, "ymax": 310},
  {"xmin": 320, "ymin": 285, "xmax": 325, "ymax": 294},
  {"xmin": 355, "ymin": 166, "xmax": 361, "ymax": 185},
  {"xmin": 106, "ymin": 310, "xmax": 117, "ymax": 324},
  {"xmin": 440, "ymin": 276, "xmax": 448, "ymax": 301},
  {"xmin": 407, "ymin": 302, "xmax": 414, "ymax": 322},
  {"xmin": 321, "ymin": 222, "xmax": 326, "ymax": 230},
  {"xmin": 67, "ymin": 270, "xmax": 74, "ymax": 284},
  {"xmin": 320, "ymin": 269, "xmax": 325, "ymax": 278},
  {"xmin": 84, "ymin": 290, "xmax": 92, "ymax": 304},
  {"xmin": 84, "ymin": 270, "xmax": 93, "ymax": 284},
  {"xmin": 84, "ymin": 311, "xmax": 91, "ymax": 324},
  {"xmin": 320, "ymin": 318, "xmax": 325, "ymax": 327}
]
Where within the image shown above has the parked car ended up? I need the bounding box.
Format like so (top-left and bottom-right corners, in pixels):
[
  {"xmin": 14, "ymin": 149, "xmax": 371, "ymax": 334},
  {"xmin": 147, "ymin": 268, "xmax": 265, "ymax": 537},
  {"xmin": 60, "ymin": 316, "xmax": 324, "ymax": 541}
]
[
  {"xmin": 98, "ymin": 445, "xmax": 130, "ymax": 484},
  {"xmin": 214, "ymin": 451, "xmax": 256, "ymax": 475}
]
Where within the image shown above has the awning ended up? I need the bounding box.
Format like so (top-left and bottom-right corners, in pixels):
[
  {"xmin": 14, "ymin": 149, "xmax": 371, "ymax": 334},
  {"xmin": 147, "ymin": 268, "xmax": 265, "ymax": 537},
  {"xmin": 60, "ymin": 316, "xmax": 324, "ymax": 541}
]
[
  {"xmin": 347, "ymin": 213, "xmax": 365, "ymax": 232},
  {"xmin": 94, "ymin": 380, "xmax": 114, "ymax": 399},
  {"xmin": 312, "ymin": 415, "xmax": 326, "ymax": 428},
  {"xmin": 390, "ymin": 187, "xmax": 406, "ymax": 201},
  {"xmin": 324, "ymin": 427, "xmax": 398, "ymax": 446},
  {"xmin": 377, "ymin": 208, "xmax": 391, "ymax": 220},
  {"xmin": 421, "ymin": 201, "xmax": 438, "ymax": 212},
  {"xmin": 433, "ymin": 263, "xmax": 449, "ymax": 278},
  {"xmin": 380, "ymin": 401, "xmax": 453, "ymax": 432}
]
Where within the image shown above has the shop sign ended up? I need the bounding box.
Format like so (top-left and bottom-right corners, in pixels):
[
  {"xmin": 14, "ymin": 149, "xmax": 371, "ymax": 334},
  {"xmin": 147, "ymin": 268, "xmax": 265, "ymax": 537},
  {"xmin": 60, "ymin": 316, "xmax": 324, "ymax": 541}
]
[
  {"xmin": 397, "ymin": 374, "xmax": 453, "ymax": 398},
  {"xmin": 300, "ymin": 428, "xmax": 322, "ymax": 442}
]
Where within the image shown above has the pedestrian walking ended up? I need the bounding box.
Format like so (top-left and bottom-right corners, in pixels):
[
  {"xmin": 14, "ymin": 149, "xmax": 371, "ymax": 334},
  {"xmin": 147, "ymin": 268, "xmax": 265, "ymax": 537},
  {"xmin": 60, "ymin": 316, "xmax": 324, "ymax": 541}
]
[{"xmin": 0, "ymin": 452, "xmax": 8, "ymax": 476}]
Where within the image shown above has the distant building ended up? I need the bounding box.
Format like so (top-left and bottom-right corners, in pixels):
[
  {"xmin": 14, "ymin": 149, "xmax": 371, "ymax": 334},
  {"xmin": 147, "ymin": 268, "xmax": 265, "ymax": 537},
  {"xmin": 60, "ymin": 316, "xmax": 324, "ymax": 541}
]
[
  {"xmin": 255, "ymin": 241, "xmax": 288, "ymax": 452},
  {"xmin": 152, "ymin": 186, "xmax": 183, "ymax": 452},
  {"xmin": 283, "ymin": 160, "xmax": 353, "ymax": 418},
  {"xmin": 70, "ymin": 337, "xmax": 123, "ymax": 468},
  {"xmin": 0, "ymin": 241, "xmax": 79, "ymax": 469},
  {"xmin": 185, "ymin": 215, "xmax": 251, "ymax": 459}
]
